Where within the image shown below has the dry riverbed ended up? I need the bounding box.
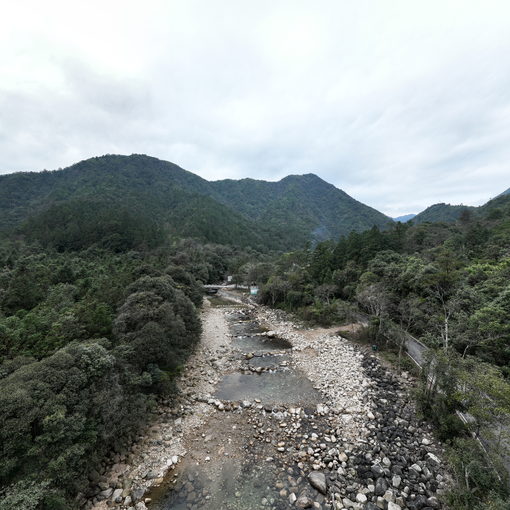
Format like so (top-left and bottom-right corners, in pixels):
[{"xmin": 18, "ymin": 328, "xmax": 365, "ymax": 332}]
[{"xmin": 86, "ymin": 292, "xmax": 449, "ymax": 510}]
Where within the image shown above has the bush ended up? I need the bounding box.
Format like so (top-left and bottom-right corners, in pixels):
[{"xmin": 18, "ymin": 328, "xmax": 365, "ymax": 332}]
[
  {"xmin": 446, "ymin": 438, "xmax": 509, "ymax": 510},
  {"xmin": 297, "ymin": 300, "xmax": 353, "ymax": 327}
]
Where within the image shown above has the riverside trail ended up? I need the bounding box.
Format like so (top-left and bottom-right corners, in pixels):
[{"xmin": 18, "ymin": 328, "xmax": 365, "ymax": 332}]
[{"xmin": 88, "ymin": 292, "xmax": 449, "ymax": 510}]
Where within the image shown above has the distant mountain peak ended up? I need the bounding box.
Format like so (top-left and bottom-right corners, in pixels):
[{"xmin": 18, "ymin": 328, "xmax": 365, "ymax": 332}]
[{"xmin": 393, "ymin": 213, "xmax": 416, "ymax": 223}]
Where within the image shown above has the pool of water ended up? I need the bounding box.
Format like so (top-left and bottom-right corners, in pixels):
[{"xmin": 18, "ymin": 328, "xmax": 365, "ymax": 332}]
[
  {"xmin": 248, "ymin": 354, "xmax": 289, "ymax": 368},
  {"xmin": 149, "ymin": 312, "xmax": 319, "ymax": 510},
  {"xmin": 230, "ymin": 321, "xmax": 267, "ymax": 336},
  {"xmin": 208, "ymin": 296, "xmax": 242, "ymax": 307},
  {"xmin": 215, "ymin": 371, "xmax": 319, "ymax": 404},
  {"xmin": 150, "ymin": 461, "xmax": 288, "ymax": 510},
  {"xmin": 233, "ymin": 335, "xmax": 292, "ymax": 353}
]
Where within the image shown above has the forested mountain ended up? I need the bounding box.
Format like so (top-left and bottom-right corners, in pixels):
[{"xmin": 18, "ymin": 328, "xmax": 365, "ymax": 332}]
[
  {"xmin": 412, "ymin": 203, "xmax": 475, "ymax": 224},
  {"xmin": 0, "ymin": 154, "xmax": 392, "ymax": 250},
  {"xmin": 209, "ymin": 173, "xmax": 391, "ymax": 244},
  {"xmin": 412, "ymin": 186, "xmax": 510, "ymax": 225}
]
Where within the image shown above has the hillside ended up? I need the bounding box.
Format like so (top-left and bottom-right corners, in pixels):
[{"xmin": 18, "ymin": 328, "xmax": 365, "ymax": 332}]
[
  {"xmin": 210, "ymin": 173, "xmax": 392, "ymax": 245},
  {"xmin": 412, "ymin": 188, "xmax": 510, "ymax": 226},
  {"xmin": 412, "ymin": 203, "xmax": 475, "ymax": 224},
  {"xmin": 0, "ymin": 154, "xmax": 392, "ymax": 250}
]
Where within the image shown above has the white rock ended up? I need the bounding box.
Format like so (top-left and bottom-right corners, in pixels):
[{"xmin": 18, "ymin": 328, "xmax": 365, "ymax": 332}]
[
  {"xmin": 426, "ymin": 452, "xmax": 441, "ymax": 465},
  {"xmin": 338, "ymin": 452, "xmax": 349, "ymax": 462},
  {"xmin": 356, "ymin": 493, "xmax": 367, "ymax": 503}
]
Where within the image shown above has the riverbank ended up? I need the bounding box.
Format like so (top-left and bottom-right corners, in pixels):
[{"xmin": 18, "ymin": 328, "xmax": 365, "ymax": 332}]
[
  {"xmin": 86, "ymin": 298, "xmax": 238, "ymax": 509},
  {"xmin": 86, "ymin": 293, "xmax": 449, "ymax": 510}
]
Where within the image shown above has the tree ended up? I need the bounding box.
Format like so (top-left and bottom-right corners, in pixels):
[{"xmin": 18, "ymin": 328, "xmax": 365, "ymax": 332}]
[{"xmin": 356, "ymin": 282, "xmax": 391, "ymax": 343}]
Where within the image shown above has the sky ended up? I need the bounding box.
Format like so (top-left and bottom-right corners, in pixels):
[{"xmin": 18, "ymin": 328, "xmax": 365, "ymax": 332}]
[{"xmin": 1, "ymin": 1, "xmax": 509, "ymax": 216}]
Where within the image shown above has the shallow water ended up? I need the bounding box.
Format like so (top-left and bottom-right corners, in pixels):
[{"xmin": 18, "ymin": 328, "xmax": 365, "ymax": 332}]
[
  {"xmin": 148, "ymin": 308, "xmax": 318, "ymax": 509},
  {"xmin": 233, "ymin": 335, "xmax": 292, "ymax": 353},
  {"xmin": 215, "ymin": 371, "xmax": 319, "ymax": 404},
  {"xmin": 150, "ymin": 461, "xmax": 288, "ymax": 510},
  {"xmin": 248, "ymin": 354, "xmax": 289, "ymax": 368},
  {"xmin": 230, "ymin": 321, "xmax": 267, "ymax": 336}
]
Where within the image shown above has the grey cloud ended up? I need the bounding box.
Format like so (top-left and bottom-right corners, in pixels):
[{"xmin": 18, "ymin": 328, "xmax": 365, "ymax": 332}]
[{"xmin": 1, "ymin": 0, "xmax": 509, "ymax": 216}]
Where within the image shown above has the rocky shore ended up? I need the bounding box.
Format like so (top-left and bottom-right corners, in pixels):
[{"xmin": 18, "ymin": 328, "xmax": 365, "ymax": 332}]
[{"xmin": 85, "ymin": 293, "xmax": 448, "ymax": 510}]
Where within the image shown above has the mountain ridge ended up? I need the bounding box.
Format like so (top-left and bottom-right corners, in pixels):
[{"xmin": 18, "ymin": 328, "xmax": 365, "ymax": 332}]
[{"xmin": 0, "ymin": 154, "xmax": 392, "ymax": 250}]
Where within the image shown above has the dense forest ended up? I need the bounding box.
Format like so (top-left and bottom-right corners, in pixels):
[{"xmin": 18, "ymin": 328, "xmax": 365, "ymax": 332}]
[
  {"xmin": 246, "ymin": 194, "xmax": 510, "ymax": 509},
  {"xmin": 0, "ymin": 154, "xmax": 392, "ymax": 249},
  {"xmin": 0, "ymin": 205, "xmax": 260, "ymax": 509}
]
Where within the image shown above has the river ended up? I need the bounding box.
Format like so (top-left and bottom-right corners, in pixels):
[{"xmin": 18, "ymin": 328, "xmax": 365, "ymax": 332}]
[{"xmin": 88, "ymin": 292, "xmax": 449, "ymax": 510}]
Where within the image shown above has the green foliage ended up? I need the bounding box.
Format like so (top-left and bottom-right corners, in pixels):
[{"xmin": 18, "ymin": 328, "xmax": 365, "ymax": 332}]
[
  {"xmin": 297, "ymin": 299, "xmax": 354, "ymax": 326},
  {"xmin": 0, "ymin": 234, "xmax": 244, "ymax": 507},
  {"xmin": 258, "ymin": 195, "xmax": 510, "ymax": 506},
  {"xmin": 446, "ymin": 438, "xmax": 509, "ymax": 510},
  {"xmin": 0, "ymin": 154, "xmax": 393, "ymax": 251},
  {"xmin": 113, "ymin": 275, "xmax": 201, "ymax": 374},
  {"xmin": 22, "ymin": 199, "xmax": 164, "ymax": 252},
  {"xmin": 413, "ymin": 203, "xmax": 476, "ymax": 225}
]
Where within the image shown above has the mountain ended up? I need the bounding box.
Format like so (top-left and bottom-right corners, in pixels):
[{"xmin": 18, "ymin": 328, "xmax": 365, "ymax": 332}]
[
  {"xmin": 209, "ymin": 173, "xmax": 392, "ymax": 245},
  {"xmin": 412, "ymin": 203, "xmax": 476, "ymax": 224},
  {"xmin": 393, "ymin": 214, "xmax": 416, "ymax": 223},
  {"xmin": 0, "ymin": 154, "xmax": 392, "ymax": 250},
  {"xmin": 412, "ymin": 185, "xmax": 510, "ymax": 225}
]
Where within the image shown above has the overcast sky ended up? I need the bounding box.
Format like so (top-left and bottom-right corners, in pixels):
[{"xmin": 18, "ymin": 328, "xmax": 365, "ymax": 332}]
[{"xmin": 1, "ymin": 1, "xmax": 509, "ymax": 216}]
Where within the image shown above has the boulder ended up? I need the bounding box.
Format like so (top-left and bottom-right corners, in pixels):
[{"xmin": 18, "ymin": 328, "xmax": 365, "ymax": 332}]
[{"xmin": 307, "ymin": 471, "xmax": 327, "ymax": 495}]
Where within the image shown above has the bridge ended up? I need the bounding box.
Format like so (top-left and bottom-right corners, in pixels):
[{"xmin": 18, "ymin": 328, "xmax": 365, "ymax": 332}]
[{"xmin": 203, "ymin": 284, "xmax": 248, "ymax": 294}]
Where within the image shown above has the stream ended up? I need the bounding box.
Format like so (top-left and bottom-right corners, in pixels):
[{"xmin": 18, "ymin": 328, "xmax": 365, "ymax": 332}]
[
  {"xmin": 89, "ymin": 294, "xmax": 449, "ymax": 510},
  {"xmin": 148, "ymin": 302, "xmax": 325, "ymax": 509}
]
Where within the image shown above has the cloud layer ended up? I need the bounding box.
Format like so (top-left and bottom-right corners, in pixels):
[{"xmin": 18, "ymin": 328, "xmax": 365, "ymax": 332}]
[{"xmin": 1, "ymin": 0, "xmax": 509, "ymax": 215}]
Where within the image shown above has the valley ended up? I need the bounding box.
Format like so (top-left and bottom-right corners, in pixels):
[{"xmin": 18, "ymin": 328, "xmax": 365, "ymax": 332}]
[{"xmin": 88, "ymin": 292, "xmax": 447, "ymax": 510}]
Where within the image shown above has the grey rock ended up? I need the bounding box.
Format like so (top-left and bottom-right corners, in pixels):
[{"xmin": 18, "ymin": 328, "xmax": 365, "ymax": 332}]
[
  {"xmin": 98, "ymin": 488, "xmax": 113, "ymax": 500},
  {"xmin": 296, "ymin": 495, "xmax": 313, "ymax": 508},
  {"xmin": 371, "ymin": 464, "xmax": 384, "ymax": 477},
  {"xmin": 112, "ymin": 488, "xmax": 123, "ymax": 502},
  {"xmin": 375, "ymin": 477, "xmax": 388, "ymax": 496},
  {"xmin": 426, "ymin": 453, "xmax": 441, "ymax": 466},
  {"xmin": 356, "ymin": 493, "xmax": 368, "ymax": 503},
  {"xmin": 427, "ymin": 496, "xmax": 440, "ymax": 508},
  {"xmin": 132, "ymin": 488, "xmax": 145, "ymax": 502},
  {"xmin": 308, "ymin": 471, "xmax": 327, "ymax": 495}
]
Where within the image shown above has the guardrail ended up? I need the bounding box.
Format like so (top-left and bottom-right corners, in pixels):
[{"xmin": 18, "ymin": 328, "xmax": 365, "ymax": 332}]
[{"xmin": 387, "ymin": 323, "xmax": 510, "ymax": 481}]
